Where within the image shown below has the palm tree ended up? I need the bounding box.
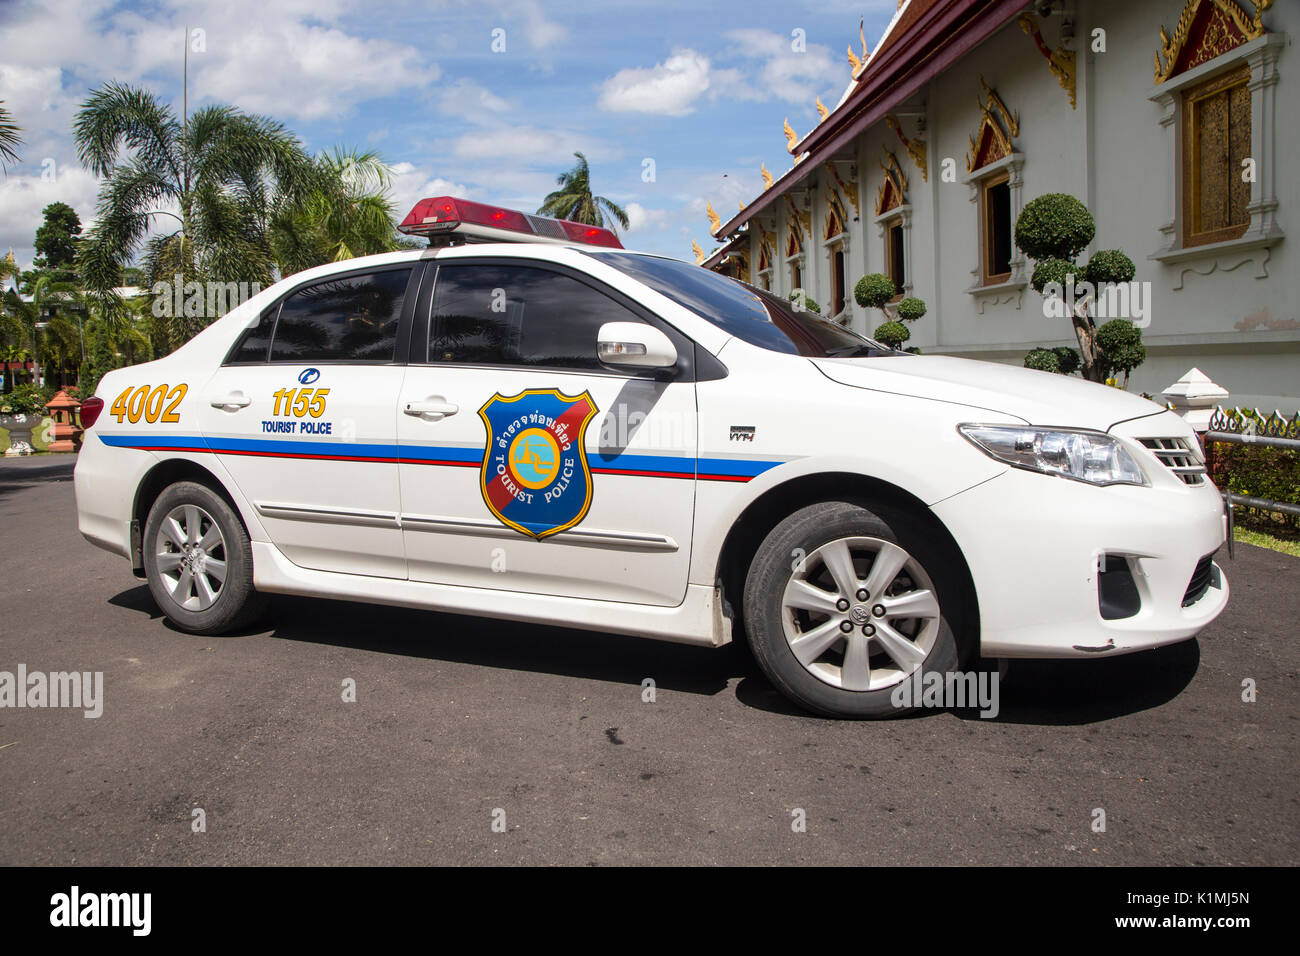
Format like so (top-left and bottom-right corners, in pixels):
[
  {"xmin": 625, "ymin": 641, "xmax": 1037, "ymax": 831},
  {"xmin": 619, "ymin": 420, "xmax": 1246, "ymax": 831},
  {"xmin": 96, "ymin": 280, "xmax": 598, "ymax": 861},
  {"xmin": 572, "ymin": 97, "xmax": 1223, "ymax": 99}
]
[
  {"xmin": 73, "ymin": 82, "xmax": 320, "ymax": 341},
  {"xmin": 538, "ymin": 152, "xmax": 629, "ymax": 232},
  {"xmin": 0, "ymin": 101, "xmax": 22, "ymax": 172},
  {"xmin": 270, "ymin": 147, "xmax": 405, "ymax": 275},
  {"xmin": 1, "ymin": 275, "xmax": 54, "ymax": 387}
]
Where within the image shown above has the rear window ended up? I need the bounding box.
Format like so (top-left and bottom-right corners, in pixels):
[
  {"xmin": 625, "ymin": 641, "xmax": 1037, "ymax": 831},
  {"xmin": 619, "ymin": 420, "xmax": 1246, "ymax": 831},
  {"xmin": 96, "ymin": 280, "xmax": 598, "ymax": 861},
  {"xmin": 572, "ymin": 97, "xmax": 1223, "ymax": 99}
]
[{"xmin": 593, "ymin": 251, "xmax": 891, "ymax": 358}]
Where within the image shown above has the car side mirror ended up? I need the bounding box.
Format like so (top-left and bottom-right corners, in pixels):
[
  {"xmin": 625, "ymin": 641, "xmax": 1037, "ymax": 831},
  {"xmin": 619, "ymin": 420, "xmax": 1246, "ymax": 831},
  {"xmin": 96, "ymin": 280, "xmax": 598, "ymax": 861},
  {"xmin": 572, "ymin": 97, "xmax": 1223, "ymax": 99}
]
[{"xmin": 596, "ymin": 321, "xmax": 678, "ymax": 369}]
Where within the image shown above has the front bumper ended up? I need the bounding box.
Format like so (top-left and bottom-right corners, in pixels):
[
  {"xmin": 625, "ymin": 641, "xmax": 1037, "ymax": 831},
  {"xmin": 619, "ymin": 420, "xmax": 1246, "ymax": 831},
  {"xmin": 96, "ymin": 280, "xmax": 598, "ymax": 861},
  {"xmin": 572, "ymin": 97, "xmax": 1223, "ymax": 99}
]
[{"xmin": 932, "ymin": 463, "xmax": 1229, "ymax": 659}]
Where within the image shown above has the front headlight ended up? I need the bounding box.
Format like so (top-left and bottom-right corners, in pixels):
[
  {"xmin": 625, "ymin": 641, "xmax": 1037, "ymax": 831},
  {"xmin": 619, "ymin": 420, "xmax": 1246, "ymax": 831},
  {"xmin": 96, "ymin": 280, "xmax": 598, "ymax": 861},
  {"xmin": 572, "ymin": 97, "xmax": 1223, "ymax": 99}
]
[{"xmin": 958, "ymin": 425, "xmax": 1148, "ymax": 486}]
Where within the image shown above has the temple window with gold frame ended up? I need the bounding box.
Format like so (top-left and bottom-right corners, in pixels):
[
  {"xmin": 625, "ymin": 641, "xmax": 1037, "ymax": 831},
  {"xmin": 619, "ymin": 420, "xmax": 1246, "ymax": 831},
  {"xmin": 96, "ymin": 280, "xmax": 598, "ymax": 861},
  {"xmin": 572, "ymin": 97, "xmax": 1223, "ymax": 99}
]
[
  {"xmin": 1149, "ymin": 0, "xmax": 1284, "ymax": 266},
  {"xmin": 821, "ymin": 195, "xmax": 849, "ymax": 319},
  {"xmin": 961, "ymin": 81, "xmax": 1027, "ymax": 300}
]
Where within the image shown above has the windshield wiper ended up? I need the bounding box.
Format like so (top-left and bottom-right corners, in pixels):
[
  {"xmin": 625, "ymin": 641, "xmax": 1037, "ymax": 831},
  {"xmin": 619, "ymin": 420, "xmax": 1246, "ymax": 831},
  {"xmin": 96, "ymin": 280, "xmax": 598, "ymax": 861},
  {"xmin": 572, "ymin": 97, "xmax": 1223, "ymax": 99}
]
[{"xmin": 825, "ymin": 344, "xmax": 893, "ymax": 358}]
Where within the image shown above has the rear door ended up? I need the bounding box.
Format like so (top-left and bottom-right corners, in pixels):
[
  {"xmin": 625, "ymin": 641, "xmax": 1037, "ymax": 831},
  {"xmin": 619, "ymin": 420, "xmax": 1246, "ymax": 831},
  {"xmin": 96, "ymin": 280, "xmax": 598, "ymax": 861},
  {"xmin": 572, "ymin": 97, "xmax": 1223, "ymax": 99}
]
[
  {"xmin": 197, "ymin": 263, "xmax": 419, "ymax": 578},
  {"xmin": 396, "ymin": 258, "xmax": 699, "ymax": 605}
]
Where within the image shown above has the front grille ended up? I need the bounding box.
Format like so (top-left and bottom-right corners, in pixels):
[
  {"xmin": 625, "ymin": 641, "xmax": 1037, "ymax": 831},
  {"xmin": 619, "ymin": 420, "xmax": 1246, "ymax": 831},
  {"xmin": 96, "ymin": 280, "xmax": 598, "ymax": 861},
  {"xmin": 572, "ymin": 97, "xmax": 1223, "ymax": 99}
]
[
  {"xmin": 1182, "ymin": 553, "xmax": 1216, "ymax": 607},
  {"xmin": 1139, "ymin": 437, "xmax": 1207, "ymax": 485}
]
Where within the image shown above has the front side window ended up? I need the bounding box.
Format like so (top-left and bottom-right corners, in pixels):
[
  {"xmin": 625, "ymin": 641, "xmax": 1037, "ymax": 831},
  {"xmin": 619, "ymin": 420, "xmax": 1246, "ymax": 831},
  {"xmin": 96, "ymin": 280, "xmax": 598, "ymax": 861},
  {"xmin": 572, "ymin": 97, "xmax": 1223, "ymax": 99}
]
[{"xmin": 428, "ymin": 263, "xmax": 644, "ymax": 370}]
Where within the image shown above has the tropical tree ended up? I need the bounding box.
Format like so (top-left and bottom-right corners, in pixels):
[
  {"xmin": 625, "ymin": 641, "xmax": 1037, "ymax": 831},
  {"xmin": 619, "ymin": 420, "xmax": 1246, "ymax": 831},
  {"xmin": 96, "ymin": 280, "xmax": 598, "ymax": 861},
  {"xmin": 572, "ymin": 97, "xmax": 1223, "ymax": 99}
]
[
  {"xmin": 0, "ymin": 101, "xmax": 22, "ymax": 172},
  {"xmin": 73, "ymin": 82, "xmax": 320, "ymax": 341},
  {"xmin": 270, "ymin": 147, "xmax": 406, "ymax": 275},
  {"xmin": 538, "ymin": 152, "xmax": 629, "ymax": 232},
  {"xmin": 1, "ymin": 275, "xmax": 55, "ymax": 387}
]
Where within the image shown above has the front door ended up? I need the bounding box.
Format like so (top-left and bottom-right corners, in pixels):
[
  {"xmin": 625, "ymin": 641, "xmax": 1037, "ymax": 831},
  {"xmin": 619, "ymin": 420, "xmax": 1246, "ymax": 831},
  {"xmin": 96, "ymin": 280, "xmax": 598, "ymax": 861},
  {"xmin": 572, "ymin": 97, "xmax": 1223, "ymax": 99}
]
[{"xmin": 396, "ymin": 260, "xmax": 697, "ymax": 606}]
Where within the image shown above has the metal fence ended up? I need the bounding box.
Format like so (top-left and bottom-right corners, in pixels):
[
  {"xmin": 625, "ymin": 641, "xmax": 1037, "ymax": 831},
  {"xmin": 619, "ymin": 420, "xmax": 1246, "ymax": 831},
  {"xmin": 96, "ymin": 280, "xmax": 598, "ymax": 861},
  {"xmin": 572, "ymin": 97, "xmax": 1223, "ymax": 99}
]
[{"xmin": 1203, "ymin": 407, "xmax": 1300, "ymax": 555}]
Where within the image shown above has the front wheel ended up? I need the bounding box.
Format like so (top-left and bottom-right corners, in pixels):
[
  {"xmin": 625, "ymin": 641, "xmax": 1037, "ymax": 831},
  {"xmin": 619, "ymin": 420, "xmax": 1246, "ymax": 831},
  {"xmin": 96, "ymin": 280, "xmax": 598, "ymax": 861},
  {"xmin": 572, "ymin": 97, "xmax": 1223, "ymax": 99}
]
[
  {"xmin": 143, "ymin": 481, "xmax": 266, "ymax": 635},
  {"xmin": 742, "ymin": 500, "xmax": 964, "ymax": 718}
]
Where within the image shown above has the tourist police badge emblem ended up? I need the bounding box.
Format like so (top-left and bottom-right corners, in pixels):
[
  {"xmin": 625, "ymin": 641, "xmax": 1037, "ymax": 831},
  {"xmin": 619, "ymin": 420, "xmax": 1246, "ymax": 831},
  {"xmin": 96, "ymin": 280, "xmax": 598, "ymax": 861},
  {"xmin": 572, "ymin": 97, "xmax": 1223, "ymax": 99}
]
[{"xmin": 478, "ymin": 389, "xmax": 599, "ymax": 540}]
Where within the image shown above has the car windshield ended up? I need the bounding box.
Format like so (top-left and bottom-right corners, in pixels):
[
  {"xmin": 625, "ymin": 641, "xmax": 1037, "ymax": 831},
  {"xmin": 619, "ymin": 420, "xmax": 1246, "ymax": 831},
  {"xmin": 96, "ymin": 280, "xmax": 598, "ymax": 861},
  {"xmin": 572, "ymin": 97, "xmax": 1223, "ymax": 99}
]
[{"xmin": 592, "ymin": 251, "xmax": 898, "ymax": 358}]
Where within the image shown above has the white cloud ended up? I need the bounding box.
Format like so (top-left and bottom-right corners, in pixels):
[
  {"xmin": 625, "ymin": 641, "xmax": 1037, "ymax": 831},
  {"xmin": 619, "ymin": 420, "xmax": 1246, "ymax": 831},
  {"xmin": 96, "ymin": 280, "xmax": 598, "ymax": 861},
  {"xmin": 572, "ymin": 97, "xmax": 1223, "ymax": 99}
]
[
  {"xmin": 450, "ymin": 126, "xmax": 613, "ymax": 164},
  {"xmin": 191, "ymin": 20, "xmax": 439, "ymax": 122},
  {"xmin": 437, "ymin": 80, "xmax": 512, "ymax": 123},
  {"xmin": 596, "ymin": 32, "xmax": 841, "ymax": 118},
  {"xmin": 720, "ymin": 28, "xmax": 841, "ymax": 104},
  {"xmin": 624, "ymin": 202, "xmax": 669, "ymax": 233},
  {"xmin": 388, "ymin": 163, "xmax": 472, "ymax": 221},
  {"xmin": 598, "ymin": 50, "xmax": 713, "ymax": 116},
  {"xmin": 0, "ymin": 166, "xmax": 103, "ymax": 272}
]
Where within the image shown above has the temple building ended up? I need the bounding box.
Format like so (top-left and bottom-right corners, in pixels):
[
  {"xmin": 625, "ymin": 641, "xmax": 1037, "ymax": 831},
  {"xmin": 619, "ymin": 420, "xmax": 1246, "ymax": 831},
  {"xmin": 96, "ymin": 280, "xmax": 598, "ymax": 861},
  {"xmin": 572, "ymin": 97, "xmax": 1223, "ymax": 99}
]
[{"xmin": 700, "ymin": 0, "xmax": 1294, "ymax": 411}]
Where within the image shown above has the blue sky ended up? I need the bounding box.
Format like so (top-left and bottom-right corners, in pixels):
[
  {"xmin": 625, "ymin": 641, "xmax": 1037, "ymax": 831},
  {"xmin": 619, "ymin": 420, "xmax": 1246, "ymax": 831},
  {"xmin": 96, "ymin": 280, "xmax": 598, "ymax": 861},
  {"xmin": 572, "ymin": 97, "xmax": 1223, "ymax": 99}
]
[{"xmin": 0, "ymin": 0, "xmax": 900, "ymax": 269}]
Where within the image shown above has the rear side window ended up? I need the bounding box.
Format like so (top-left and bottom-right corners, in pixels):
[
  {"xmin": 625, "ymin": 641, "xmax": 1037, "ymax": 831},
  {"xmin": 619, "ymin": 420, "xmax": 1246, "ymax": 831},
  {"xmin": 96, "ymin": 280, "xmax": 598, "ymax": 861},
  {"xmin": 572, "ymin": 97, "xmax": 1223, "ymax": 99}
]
[
  {"xmin": 229, "ymin": 307, "xmax": 277, "ymax": 363},
  {"xmin": 428, "ymin": 263, "xmax": 644, "ymax": 370},
  {"xmin": 227, "ymin": 267, "xmax": 412, "ymax": 364}
]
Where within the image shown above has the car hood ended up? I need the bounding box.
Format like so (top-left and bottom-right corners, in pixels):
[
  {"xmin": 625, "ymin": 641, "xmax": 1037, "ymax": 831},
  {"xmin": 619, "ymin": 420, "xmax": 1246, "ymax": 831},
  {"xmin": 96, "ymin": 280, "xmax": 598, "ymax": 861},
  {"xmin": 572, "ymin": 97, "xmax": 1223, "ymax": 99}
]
[{"xmin": 812, "ymin": 354, "xmax": 1167, "ymax": 431}]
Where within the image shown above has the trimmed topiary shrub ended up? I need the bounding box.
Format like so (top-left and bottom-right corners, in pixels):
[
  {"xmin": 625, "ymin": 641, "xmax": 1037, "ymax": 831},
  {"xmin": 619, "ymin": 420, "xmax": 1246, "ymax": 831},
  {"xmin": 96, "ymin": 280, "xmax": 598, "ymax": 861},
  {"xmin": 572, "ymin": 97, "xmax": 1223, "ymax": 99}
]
[
  {"xmin": 1014, "ymin": 193, "xmax": 1096, "ymax": 261},
  {"xmin": 873, "ymin": 321, "xmax": 910, "ymax": 349},
  {"xmin": 1024, "ymin": 348, "xmax": 1061, "ymax": 373},
  {"xmin": 1094, "ymin": 319, "xmax": 1146, "ymax": 384},
  {"xmin": 896, "ymin": 296, "xmax": 927, "ymax": 322},
  {"xmin": 854, "ymin": 273, "xmax": 896, "ymax": 310},
  {"xmin": 1052, "ymin": 346, "xmax": 1081, "ymax": 375},
  {"xmin": 1084, "ymin": 249, "xmax": 1136, "ymax": 287},
  {"xmin": 1015, "ymin": 193, "xmax": 1143, "ymax": 383},
  {"xmin": 1030, "ymin": 257, "xmax": 1084, "ymax": 295}
]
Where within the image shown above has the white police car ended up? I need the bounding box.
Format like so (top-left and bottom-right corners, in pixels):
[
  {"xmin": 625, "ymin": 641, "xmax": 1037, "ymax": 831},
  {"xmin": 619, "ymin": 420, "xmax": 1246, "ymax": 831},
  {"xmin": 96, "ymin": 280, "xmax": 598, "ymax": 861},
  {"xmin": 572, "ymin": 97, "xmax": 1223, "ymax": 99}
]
[{"xmin": 73, "ymin": 197, "xmax": 1229, "ymax": 718}]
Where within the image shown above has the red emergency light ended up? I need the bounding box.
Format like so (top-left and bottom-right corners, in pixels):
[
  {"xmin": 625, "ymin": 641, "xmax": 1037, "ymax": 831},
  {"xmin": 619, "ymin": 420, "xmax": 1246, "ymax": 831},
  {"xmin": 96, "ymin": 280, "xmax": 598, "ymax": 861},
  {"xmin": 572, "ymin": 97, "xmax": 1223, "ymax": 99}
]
[{"xmin": 398, "ymin": 196, "xmax": 623, "ymax": 248}]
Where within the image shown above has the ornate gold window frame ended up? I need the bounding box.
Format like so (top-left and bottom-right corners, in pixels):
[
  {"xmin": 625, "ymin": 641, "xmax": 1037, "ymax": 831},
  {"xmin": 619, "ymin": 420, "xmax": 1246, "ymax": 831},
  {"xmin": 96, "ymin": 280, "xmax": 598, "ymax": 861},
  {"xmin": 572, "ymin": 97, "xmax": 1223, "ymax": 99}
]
[{"xmin": 1148, "ymin": 32, "xmax": 1285, "ymax": 276}]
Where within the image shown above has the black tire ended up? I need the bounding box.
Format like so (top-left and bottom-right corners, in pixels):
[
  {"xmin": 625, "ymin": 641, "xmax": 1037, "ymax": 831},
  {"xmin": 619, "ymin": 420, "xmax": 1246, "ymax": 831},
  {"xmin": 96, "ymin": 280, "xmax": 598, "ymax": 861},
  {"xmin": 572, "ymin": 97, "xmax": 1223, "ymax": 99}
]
[
  {"xmin": 742, "ymin": 500, "xmax": 965, "ymax": 719},
  {"xmin": 143, "ymin": 481, "xmax": 266, "ymax": 635}
]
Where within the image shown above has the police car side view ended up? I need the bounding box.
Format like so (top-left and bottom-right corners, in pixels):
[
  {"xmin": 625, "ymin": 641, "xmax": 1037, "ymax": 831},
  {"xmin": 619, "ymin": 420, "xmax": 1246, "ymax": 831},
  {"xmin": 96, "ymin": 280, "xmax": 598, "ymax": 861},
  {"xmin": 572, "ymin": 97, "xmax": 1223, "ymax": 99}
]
[{"xmin": 73, "ymin": 197, "xmax": 1229, "ymax": 718}]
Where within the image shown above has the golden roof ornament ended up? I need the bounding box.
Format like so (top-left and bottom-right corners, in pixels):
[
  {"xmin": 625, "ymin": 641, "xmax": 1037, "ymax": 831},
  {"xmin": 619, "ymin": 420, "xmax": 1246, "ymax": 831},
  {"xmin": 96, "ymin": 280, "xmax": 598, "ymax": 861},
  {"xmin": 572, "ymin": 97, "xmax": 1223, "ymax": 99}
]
[
  {"xmin": 706, "ymin": 201, "xmax": 721, "ymax": 235},
  {"xmin": 1019, "ymin": 13, "xmax": 1076, "ymax": 108},
  {"xmin": 692, "ymin": 240, "xmax": 705, "ymax": 265},
  {"xmin": 739, "ymin": 199, "xmax": 746, "ymax": 212},
  {"xmin": 783, "ymin": 118, "xmax": 798, "ymax": 154},
  {"xmin": 885, "ymin": 113, "xmax": 928, "ymax": 182},
  {"xmin": 816, "ymin": 97, "xmax": 829, "ymax": 121},
  {"xmin": 848, "ymin": 18, "xmax": 870, "ymax": 79},
  {"xmin": 761, "ymin": 162, "xmax": 774, "ymax": 190},
  {"xmin": 1154, "ymin": 0, "xmax": 1271, "ymax": 83}
]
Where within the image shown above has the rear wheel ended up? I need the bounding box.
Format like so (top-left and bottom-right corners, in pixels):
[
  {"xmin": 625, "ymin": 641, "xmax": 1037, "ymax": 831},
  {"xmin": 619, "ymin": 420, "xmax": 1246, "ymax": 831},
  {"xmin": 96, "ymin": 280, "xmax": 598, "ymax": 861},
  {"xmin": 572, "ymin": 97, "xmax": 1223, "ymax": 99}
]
[
  {"xmin": 143, "ymin": 481, "xmax": 265, "ymax": 634},
  {"xmin": 742, "ymin": 500, "xmax": 963, "ymax": 718}
]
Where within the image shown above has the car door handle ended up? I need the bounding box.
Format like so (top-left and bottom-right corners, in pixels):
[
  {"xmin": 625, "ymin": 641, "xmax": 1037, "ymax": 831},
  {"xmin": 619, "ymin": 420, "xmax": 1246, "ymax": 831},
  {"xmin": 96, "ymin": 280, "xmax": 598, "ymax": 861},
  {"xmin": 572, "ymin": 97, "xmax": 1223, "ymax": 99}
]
[
  {"xmin": 403, "ymin": 398, "xmax": 459, "ymax": 420},
  {"xmin": 210, "ymin": 391, "xmax": 251, "ymax": 411}
]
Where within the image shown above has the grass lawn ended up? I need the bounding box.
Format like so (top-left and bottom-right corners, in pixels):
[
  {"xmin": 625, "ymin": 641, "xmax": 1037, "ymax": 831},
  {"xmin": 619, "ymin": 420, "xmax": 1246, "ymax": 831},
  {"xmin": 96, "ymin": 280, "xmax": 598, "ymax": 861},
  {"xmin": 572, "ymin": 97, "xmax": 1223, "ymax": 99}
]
[{"xmin": 1235, "ymin": 526, "xmax": 1300, "ymax": 558}]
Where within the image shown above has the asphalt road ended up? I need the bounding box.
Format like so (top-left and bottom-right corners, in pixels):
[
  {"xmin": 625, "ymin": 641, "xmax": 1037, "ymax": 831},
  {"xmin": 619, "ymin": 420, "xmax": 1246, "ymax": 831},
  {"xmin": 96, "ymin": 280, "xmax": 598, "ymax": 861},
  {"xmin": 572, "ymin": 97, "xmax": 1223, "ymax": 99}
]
[{"xmin": 1, "ymin": 454, "xmax": 1296, "ymax": 866}]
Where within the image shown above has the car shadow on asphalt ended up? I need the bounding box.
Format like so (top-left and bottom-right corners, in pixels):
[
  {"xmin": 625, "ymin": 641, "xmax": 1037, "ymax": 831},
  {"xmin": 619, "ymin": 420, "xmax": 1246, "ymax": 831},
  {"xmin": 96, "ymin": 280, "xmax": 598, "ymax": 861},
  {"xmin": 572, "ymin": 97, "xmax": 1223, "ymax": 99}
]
[
  {"xmin": 110, "ymin": 585, "xmax": 1202, "ymax": 724},
  {"xmin": 0, "ymin": 458, "xmax": 75, "ymax": 499},
  {"xmin": 948, "ymin": 640, "xmax": 1201, "ymax": 726},
  {"xmin": 125, "ymin": 589, "xmax": 748, "ymax": 699}
]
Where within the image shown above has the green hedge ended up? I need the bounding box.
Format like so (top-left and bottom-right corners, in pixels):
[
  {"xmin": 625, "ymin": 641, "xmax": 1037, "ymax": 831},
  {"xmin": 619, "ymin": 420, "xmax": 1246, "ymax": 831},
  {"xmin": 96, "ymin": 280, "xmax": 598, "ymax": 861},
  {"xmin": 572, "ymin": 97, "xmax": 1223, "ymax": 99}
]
[{"xmin": 1209, "ymin": 411, "xmax": 1300, "ymax": 531}]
